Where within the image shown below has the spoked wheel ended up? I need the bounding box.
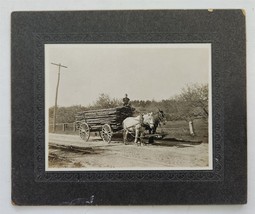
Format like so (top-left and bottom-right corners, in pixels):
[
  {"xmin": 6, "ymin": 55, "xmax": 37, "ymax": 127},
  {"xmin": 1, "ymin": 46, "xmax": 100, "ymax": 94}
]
[
  {"xmin": 79, "ymin": 122, "xmax": 90, "ymax": 142},
  {"xmin": 101, "ymin": 124, "xmax": 113, "ymax": 143},
  {"xmin": 75, "ymin": 121, "xmax": 81, "ymax": 131}
]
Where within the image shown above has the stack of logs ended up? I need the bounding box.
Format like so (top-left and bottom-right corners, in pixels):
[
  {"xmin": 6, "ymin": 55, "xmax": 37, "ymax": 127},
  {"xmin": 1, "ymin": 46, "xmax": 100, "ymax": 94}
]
[{"xmin": 76, "ymin": 106, "xmax": 133, "ymax": 131}]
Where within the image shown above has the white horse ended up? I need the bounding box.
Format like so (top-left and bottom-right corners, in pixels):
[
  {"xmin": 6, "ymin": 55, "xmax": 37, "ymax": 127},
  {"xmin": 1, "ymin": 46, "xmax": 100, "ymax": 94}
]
[{"xmin": 123, "ymin": 113, "xmax": 154, "ymax": 146}]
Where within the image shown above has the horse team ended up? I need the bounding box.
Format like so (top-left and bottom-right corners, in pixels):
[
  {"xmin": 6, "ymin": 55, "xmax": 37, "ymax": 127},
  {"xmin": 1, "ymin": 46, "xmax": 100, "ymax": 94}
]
[{"xmin": 122, "ymin": 109, "xmax": 166, "ymax": 146}]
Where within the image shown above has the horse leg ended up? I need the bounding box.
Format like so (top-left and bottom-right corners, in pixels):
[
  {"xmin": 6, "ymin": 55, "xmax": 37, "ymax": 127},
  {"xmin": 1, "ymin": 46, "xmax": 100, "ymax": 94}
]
[
  {"xmin": 134, "ymin": 129, "xmax": 140, "ymax": 146},
  {"xmin": 140, "ymin": 131, "xmax": 145, "ymax": 146},
  {"xmin": 149, "ymin": 125, "xmax": 157, "ymax": 144},
  {"xmin": 123, "ymin": 130, "xmax": 128, "ymax": 145},
  {"xmin": 153, "ymin": 125, "xmax": 157, "ymax": 134},
  {"xmin": 134, "ymin": 129, "xmax": 137, "ymax": 144}
]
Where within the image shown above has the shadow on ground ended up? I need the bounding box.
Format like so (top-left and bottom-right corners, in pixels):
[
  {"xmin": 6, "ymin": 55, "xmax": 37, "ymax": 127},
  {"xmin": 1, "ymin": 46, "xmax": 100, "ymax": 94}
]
[{"xmin": 49, "ymin": 143, "xmax": 106, "ymax": 155}]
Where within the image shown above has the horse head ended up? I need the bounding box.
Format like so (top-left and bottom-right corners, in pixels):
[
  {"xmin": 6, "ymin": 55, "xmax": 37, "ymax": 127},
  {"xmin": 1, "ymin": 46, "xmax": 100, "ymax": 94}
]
[
  {"xmin": 143, "ymin": 112, "xmax": 154, "ymax": 129},
  {"xmin": 157, "ymin": 108, "xmax": 166, "ymax": 125}
]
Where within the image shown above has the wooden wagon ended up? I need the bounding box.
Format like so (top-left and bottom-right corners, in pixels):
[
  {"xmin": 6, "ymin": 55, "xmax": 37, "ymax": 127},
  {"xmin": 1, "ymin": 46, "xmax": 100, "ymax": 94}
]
[{"xmin": 75, "ymin": 106, "xmax": 133, "ymax": 143}]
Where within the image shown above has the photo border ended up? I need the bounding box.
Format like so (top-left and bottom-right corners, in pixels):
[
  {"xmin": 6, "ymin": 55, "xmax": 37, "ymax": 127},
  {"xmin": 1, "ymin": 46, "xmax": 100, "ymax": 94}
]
[
  {"xmin": 12, "ymin": 10, "xmax": 246, "ymax": 205},
  {"xmin": 35, "ymin": 34, "xmax": 220, "ymax": 182}
]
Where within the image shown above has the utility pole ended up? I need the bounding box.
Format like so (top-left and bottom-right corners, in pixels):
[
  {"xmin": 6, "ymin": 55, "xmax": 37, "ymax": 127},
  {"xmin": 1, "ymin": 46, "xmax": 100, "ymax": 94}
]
[{"xmin": 51, "ymin": 62, "xmax": 68, "ymax": 132}]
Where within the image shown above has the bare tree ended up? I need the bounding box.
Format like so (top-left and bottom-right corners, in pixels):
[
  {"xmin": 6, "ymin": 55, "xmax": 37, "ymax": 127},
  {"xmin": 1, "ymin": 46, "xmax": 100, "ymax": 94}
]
[
  {"xmin": 175, "ymin": 83, "xmax": 208, "ymax": 135},
  {"xmin": 179, "ymin": 84, "xmax": 208, "ymax": 117}
]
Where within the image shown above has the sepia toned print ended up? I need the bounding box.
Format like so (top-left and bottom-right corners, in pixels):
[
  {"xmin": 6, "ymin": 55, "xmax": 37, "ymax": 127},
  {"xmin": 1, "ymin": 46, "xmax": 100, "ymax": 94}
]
[{"xmin": 45, "ymin": 43, "xmax": 212, "ymax": 171}]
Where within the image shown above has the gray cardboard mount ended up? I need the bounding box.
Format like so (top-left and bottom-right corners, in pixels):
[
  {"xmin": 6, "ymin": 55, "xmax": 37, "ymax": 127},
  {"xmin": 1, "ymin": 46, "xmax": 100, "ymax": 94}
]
[{"xmin": 11, "ymin": 10, "xmax": 246, "ymax": 205}]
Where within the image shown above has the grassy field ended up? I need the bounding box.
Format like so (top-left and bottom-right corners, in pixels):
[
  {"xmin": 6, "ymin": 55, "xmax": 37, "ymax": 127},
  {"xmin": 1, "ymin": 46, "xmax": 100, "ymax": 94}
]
[{"xmin": 159, "ymin": 119, "xmax": 208, "ymax": 143}]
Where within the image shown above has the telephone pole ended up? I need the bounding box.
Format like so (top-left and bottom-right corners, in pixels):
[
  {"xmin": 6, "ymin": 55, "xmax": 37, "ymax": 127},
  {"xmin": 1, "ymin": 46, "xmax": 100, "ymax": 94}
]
[{"xmin": 51, "ymin": 62, "xmax": 68, "ymax": 132}]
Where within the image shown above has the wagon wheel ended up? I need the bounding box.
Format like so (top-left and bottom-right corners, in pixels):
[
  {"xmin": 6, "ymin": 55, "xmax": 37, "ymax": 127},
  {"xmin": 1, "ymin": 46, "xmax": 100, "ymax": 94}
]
[
  {"xmin": 101, "ymin": 124, "xmax": 113, "ymax": 143},
  {"xmin": 79, "ymin": 122, "xmax": 90, "ymax": 142},
  {"xmin": 75, "ymin": 121, "xmax": 81, "ymax": 130}
]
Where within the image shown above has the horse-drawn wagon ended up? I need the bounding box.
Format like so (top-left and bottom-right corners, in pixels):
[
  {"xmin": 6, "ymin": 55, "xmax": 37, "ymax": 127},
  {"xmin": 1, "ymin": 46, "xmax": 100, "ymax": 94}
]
[
  {"xmin": 75, "ymin": 105, "xmax": 166, "ymax": 145},
  {"xmin": 75, "ymin": 106, "xmax": 134, "ymax": 143}
]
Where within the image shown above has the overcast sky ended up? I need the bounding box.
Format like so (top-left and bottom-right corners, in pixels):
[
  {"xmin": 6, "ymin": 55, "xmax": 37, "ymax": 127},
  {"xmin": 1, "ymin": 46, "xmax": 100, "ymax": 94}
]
[{"xmin": 45, "ymin": 44, "xmax": 210, "ymax": 107}]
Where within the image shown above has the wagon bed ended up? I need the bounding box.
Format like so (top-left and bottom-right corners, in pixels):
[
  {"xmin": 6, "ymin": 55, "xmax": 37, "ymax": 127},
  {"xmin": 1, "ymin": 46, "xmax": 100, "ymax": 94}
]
[{"xmin": 75, "ymin": 106, "xmax": 133, "ymax": 143}]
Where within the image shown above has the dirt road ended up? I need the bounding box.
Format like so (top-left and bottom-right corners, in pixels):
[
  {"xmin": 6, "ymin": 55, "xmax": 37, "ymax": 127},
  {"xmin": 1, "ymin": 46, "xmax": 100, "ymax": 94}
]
[{"xmin": 48, "ymin": 134, "xmax": 210, "ymax": 169}]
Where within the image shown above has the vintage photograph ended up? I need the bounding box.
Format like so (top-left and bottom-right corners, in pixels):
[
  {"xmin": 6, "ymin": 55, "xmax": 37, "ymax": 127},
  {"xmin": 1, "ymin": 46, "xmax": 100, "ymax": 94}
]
[{"xmin": 45, "ymin": 44, "xmax": 212, "ymax": 171}]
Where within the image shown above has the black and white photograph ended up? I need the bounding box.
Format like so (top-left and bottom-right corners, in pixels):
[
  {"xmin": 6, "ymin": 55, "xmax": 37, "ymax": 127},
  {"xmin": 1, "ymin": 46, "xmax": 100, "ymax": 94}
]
[
  {"xmin": 8, "ymin": 9, "xmax": 248, "ymax": 207},
  {"xmin": 45, "ymin": 44, "xmax": 212, "ymax": 171}
]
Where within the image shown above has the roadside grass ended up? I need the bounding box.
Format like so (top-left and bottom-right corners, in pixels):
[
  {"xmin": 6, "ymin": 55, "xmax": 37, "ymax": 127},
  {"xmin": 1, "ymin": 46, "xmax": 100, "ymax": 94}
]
[{"xmin": 157, "ymin": 119, "xmax": 208, "ymax": 143}]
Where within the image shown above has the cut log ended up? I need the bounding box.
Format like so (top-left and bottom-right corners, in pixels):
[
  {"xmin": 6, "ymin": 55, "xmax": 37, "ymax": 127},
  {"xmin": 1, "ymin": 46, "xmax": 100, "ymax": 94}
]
[{"xmin": 75, "ymin": 106, "xmax": 133, "ymax": 131}]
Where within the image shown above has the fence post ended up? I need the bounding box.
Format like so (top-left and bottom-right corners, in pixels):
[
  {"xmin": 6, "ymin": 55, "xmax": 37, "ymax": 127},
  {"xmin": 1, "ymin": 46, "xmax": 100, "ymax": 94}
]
[
  {"xmin": 188, "ymin": 121, "xmax": 195, "ymax": 136},
  {"xmin": 73, "ymin": 122, "xmax": 76, "ymax": 132}
]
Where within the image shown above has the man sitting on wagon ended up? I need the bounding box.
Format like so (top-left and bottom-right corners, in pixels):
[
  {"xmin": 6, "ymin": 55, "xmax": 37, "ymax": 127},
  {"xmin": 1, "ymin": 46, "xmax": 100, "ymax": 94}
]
[
  {"xmin": 123, "ymin": 94, "xmax": 131, "ymax": 107},
  {"xmin": 122, "ymin": 94, "xmax": 136, "ymax": 116}
]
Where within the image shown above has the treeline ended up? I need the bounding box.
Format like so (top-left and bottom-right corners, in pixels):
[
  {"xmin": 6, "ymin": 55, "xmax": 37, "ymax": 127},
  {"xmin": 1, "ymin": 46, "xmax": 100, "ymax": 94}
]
[
  {"xmin": 49, "ymin": 83, "xmax": 208, "ymax": 124},
  {"xmin": 131, "ymin": 99, "xmax": 181, "ymax": 120}
]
